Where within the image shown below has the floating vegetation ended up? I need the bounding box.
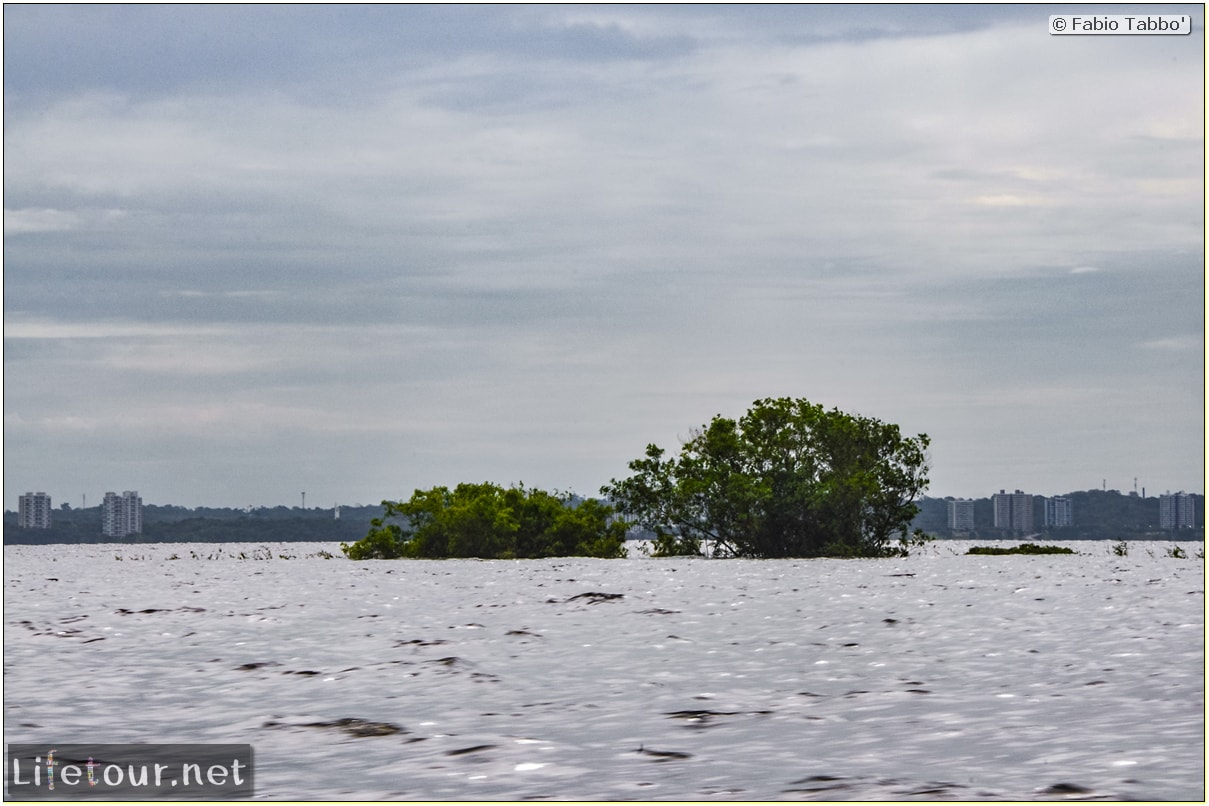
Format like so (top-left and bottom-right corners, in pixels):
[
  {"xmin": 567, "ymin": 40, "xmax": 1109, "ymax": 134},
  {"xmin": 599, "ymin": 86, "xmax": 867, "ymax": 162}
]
[
  {"xmin": 967, "ymin": 543, "xmax": 1075, "ymax": 555},
  {"xmin": 661, "ymin": 709, "xmax": 772, "ymax": 728},
  {"xmin": 263, "ymin": 717, "xmax": 407, "ymax": 738},
  {"xmin": 236, "ymin": 661, "xmax": 279, "ymax": 671},
  {"xmin": 637, "ymin": 746, "xmax": 693, "ymax": 762},
  {"xmin": 236, "ymin": 546, "xmax": 275, "ymax": 561},
  {"xmin": 782, "ymin": 774, "xmax": 857, "ymax": 796},
  {"xmin": 565, "ymin": 591, "xmax": 624, "ymax": 604},
  {"xmin": 395, "ymin": 638, "xmax": 449, "ymax": 647},
  {"xmin": 445, "ymin": 744, "xmax": 497, "ymax": 756},
  {"xmin": 1040, "ymin": 782, "xmax": 1092, "ymax": 796}
]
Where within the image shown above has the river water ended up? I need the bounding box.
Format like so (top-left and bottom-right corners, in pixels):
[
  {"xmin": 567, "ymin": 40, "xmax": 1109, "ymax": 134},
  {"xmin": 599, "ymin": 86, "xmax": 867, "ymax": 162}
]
[{"xmin": 4, "ymin": 540, "xmax": 1204, "ymax": 800}]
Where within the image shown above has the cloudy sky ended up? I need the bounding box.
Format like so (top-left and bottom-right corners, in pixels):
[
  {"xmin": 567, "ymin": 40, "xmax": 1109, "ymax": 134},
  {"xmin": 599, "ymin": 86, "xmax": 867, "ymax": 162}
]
[{"xmin": 4, "ymin": 4, "xmax": 1204, "ymax": 510}]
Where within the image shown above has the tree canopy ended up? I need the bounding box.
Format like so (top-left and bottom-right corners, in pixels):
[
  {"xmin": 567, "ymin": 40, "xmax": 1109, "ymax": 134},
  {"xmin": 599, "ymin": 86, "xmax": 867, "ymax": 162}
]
[
  {"xmin": 601, "ymin": 397, "xmax": 930, "ymax": 558},
  {"xmin": 340, "ymin": 482, "xmax": 628, "ymax": 560}
]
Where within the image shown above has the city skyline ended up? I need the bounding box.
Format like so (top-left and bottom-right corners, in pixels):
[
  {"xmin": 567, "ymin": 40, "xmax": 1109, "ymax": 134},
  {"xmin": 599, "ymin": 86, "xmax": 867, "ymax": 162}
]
[
  {"xmin": 6, "ymin": 480, "xmax": 1202, "ymax": 513},
  {"xmin": 4, "ymin": 5, "xmax": 1204, "ymax": 510}
]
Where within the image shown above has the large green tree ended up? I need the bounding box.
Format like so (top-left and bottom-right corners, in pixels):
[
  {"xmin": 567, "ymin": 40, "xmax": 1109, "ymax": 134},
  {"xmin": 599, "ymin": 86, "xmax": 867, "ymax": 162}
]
[
  {"xmin": 601, "ymin": 397, "xmax": 930, "ymax": 558},
  {"xmin": 340, "ymin": 482, "xmax": 629, "ymax": 560}
]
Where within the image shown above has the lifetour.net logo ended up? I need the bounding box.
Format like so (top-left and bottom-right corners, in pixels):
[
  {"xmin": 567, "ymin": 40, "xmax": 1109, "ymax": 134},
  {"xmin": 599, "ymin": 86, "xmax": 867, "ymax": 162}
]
[{"xmin": 6, "ymin": 744, "xmax": 254, "ymax": 801}]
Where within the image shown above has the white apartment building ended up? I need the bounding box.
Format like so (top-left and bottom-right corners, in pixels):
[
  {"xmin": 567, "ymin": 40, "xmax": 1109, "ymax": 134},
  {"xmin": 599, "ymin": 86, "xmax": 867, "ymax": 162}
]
[
  {"xmin": 102, "ymin": 490, "xmax": 143, "ymax": 538},
  {"xmin": 1159, "ymin": 491, "xmax": 1196, "ymax": 530},
  {"xmin": 992, "ymin": 489, "xmax": 1034, "ymax": 532},
  {"xmin": 18, "ymin": 492, "xmax": 52, "ymax": 529},
  {"xmin": 947, "ymin": 499, "xmax": 975, "ymax": 531},
  {"xmin": 1044, "ymin": 496, "xmax": 1073, "ymax": 528}
]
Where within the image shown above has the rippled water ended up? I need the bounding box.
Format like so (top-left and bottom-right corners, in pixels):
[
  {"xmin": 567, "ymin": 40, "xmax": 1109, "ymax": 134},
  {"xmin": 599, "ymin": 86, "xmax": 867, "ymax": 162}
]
[{"xmin": 4, "ymin": 540, "xmax": 1204, "ymax": 800}]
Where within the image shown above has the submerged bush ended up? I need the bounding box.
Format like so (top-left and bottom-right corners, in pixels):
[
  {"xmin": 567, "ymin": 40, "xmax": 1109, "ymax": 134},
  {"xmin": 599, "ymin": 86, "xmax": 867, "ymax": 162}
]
[
  {"xmin": 967, "ymin": 543, "xmax": 1075, "ymax": 555},
  {"xmin": 340, "ymin": 483, "xmax": 629, "ymax": 560},
  {"xmin": 602, "ymin": 396, "xmax": 931, "ymax": 559}
]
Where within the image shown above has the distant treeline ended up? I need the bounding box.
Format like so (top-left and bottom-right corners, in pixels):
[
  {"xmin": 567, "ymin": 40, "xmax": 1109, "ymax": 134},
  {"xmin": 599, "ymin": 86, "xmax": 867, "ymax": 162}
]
[
  {"xmin": 2, "ymin": 504, "xmax": 385, "ymax": 545},
  {"xmin": 911, "ymin": 489, "xmax": 1205, "ymax": 540}
]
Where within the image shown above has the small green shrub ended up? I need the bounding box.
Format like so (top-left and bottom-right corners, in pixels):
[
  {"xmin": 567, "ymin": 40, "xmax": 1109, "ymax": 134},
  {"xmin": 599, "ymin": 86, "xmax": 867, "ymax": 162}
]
[
  {"xmin": 1112, "ymin": 541, "xmax": 1128, "ymax": 557},
  {"xmin": 967, "ymin": 543, "xmax": 1075, "ymax": 556}
]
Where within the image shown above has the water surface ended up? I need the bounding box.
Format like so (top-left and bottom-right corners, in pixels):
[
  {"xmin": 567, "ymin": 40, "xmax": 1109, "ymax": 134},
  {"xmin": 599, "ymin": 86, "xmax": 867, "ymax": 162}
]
[{"xmin": 5, "ymin": 540, "xmax": 1204, "ymax": 800}]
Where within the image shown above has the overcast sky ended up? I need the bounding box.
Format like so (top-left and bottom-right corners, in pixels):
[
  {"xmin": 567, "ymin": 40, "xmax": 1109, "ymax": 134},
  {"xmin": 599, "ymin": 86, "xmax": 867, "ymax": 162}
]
[{"xmin": 4, "ymin": 4, "xmax": 1204, "ymax": 510}]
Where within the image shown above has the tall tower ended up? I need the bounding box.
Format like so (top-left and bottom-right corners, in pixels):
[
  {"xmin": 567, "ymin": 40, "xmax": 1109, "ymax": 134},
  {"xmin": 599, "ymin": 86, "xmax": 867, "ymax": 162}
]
[
  {"xmin": 1044, "ymin": 496, "xmax": 1073, "ymax": 528},
  {"xmin": 992, "ymin": 490, "xmax": 1012, "ymax": 529},
  {"xmin": 947, "ymin": 499, "xmax": 975, "ymax": 531},
  {"xmin": 992, "ymin": 489, "xmax": 1034, "ymax": 532},
  {"xmin": 18, "ymin": 492, "xmax": 52, "ymax": 529},
  {"xmin": 102, "ymin": 491, "xmax": 143, "ymax": 538},
  {"xmin": 1159, "ymin": 491, "xmax": 1196, "ymax": 530}
]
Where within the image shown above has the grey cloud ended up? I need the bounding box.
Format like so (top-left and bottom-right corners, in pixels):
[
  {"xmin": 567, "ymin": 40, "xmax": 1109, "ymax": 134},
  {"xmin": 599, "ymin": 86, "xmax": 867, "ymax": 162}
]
[
  {"xmin": 4, "ymin": 5, "xmax": 697, "ymax": 108},
  {"xmin": 4, "ymin": 4, "xmax": 1203, "ymax": 507}
]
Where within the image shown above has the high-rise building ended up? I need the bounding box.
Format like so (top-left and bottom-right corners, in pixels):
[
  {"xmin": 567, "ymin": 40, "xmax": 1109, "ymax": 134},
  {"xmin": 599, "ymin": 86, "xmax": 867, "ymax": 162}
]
[
  {"xmin": 102, "ymin": 491, "xmax": 143, "ymax": 538},
  {"xmin": 18, "ymin": 492, "xmax": 52, "ymax": 529},
  {"xmin": 992, "ymin": 489, "xmax": 1034, "ymax": 532},
  {"xmin": 1044, "ymin": 496, "xmax": 1073, "ymax": 528},
  {"xmin": 1159, "ymin": 492, "xmax": 1196, "ymax": 530},
  {"xmin": 992, "ymin": 490, "xmax": 1012, "ymax": 529},
  {"xmin": 947, "ymin": 499, "xmax": 975, "ymax": 531}
]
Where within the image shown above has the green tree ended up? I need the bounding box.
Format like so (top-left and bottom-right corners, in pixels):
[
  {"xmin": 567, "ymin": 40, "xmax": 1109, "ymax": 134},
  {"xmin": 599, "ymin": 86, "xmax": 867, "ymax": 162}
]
[
  {"xmin": 340, "ymin": 482, "xmax": 628, "ymax": 560},
  {"xmin": 602, "ymin": 397, "xmax": 930, "ymax": 558}
]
